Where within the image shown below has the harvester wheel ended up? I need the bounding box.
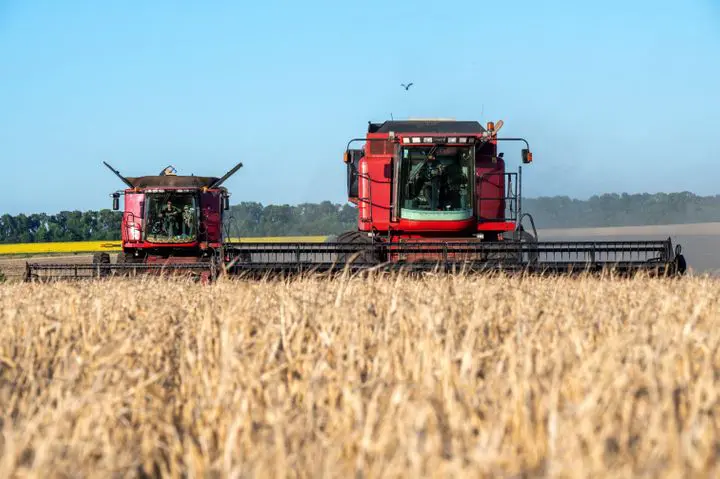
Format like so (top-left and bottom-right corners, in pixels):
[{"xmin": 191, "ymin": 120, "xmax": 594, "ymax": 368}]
[
  {"xmin": 335, "ymin": 231, "xmax": 383, "ymax": 267},
  {"xmin": 92, "ymin": 252, "xmax": 111, "ymax": 278},
  {"xmin": 92, "ymin": 252, "xmax": 110, "ymax": 264},
  {"xmin": 675, "ymin": 252, "xmax": 687, "ymax": 276},
  {"xmin": 501, "ymin": 229, "xmax": 539, "ymax": 265},
  {"xmin": 114, "ymin": 251, "xmax": 136, "ymax": 276},
  {"xmin": 116, "ymin": 252, "xmax": 137, "ymax": 264}
]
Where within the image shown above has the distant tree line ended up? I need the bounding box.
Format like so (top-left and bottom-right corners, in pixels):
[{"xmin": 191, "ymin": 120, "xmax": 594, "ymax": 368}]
[
  {"xmin": 224, "ymin": 201, "xmax": 357, "ymax": 237},
  {"xmin": 523, "ymin": 192, "xmax": 720, "ymax": 228},
  {"xmin": 0, "ymin": 210, "xmax": 122, "ymax": 243},
  {"xmin": 2, "ymin": 192, "xmax": 720, "ymax": 243}
]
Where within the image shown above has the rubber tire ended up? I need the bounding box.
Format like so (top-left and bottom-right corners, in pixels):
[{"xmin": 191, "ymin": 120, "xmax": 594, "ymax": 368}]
[
  {"xmin": 335, "ymin": 231, "xmax": 382, "ymax": 265},
  {"xmin": 92, "ymin": 252, "xmax": 110, "ymax": 264},
  {"xmin": 116, "ymin": 251, "xmax": 142, "ymax": 276},
  {"xmin": 675, "ymin": 254, "xmax": 687, "ymax": 276},
  {"xmin": 501, "ymin": 229, "xmax": 539, "ymax": 265},
  {"xmin": 116, "ymin": 251, "xmax": 137, "ymax": 264},
  {"xmin": 92, "ymin": 252, "xmax": 111, "ymax": 278}
]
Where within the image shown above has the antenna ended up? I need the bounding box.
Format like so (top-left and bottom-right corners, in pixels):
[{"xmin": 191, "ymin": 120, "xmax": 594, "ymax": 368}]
[
  {"xmin": 102, "ymin": 161, "xmax": 133, "ymax": 188},
  {"xmin": 209, "ymin": 162, "xmax": 244, "ymax": 189}
]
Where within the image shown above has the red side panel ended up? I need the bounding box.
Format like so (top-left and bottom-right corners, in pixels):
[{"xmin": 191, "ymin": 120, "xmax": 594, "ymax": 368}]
[
  {"xmin": 477, "ymin": 221, "xmax": 516, "ymax": 232},
  {"xmin": 396, "ymin": 218, "xmax": 475, "ymax": 233},
  {"xmin": 357, "ymin": 157, "xmax": 371, "ymax": 229},
  {"xmin": 122, "ymin": 191, "xmax": 145, "ymax": 245},
  {"xmin": 200, "ymin": 191, "xmax": 222, "ymax": 244},
  {"xmin": 475, "ymin": 156, "xmax": 505, "ymax": 221},
  {"xmin": 358, "ymin": 135, "xmax": 393, "ymax": 232}
]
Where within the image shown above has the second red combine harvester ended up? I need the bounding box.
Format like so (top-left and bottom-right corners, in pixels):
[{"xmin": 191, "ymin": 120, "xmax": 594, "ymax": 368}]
[
  {"xmin": 25, "ymin": 118, "xmax": 687, "ymax": 281},
  {"xmin": 103, "ymin": 161, "xmax": 241, "ymax": 266}
]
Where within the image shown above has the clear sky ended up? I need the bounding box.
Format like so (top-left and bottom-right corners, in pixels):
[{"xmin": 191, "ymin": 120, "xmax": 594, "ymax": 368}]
[{"xmin": 1, "ymin": 0, "xmax": 719, "ymax": 215}]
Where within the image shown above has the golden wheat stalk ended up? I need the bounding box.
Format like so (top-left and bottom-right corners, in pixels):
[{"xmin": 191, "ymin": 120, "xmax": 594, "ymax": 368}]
[{"xmin": 0, "ymin": 274, "xmax": 717, "ymax": 477}]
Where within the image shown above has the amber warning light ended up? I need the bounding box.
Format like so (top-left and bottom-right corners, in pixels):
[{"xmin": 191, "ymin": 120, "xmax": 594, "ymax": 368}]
[
  {"xmin": 486, "ymin": 120, "xmax": 504, "ymax": 134},
  {"xmin": 522, "ymin": 149, "xmax": 533, "ymax": 164}
]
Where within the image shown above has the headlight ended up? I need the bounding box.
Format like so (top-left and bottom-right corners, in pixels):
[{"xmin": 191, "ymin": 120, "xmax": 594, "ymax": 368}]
[{"xmin": 129, "ymin": 225, "xmax": 141, "ymax": 241}]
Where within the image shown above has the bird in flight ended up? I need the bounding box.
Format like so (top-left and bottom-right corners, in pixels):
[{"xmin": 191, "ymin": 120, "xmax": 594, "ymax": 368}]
[{"xmin": 401, "ymin": 82, "xmax": 414, "ymax": 90}]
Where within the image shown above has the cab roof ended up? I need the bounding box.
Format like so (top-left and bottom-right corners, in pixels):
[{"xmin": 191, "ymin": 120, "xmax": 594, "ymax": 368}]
[
  {"xmin": 368, "ymin": 120, "xmax": 486, "ymax": 135},
  {"xmin": 125, "ymin": 175, "xmax": 221, "ymax": 189}
]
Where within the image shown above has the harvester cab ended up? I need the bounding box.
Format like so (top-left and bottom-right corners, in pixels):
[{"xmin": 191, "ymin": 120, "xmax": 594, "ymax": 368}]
[{"xmin": 343, "ymin": 119, "xmax": 533, "ymax": 241}]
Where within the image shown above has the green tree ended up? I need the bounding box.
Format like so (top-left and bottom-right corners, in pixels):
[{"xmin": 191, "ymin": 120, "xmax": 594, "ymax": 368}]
[{"xmin": 5, "ymin": 192, "xmax": 720, "ymax": 244}]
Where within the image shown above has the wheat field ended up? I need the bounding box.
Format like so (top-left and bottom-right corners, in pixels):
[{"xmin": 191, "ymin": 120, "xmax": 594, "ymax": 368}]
[{"xmin": 0, "ymin": 274, "xmax": 719, "ymax": 478}]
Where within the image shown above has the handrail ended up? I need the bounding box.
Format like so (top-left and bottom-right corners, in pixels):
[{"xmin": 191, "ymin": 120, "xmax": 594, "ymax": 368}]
[{"xmin": 476, "ymin": 172, "xmax": 519, "ymax": 222}]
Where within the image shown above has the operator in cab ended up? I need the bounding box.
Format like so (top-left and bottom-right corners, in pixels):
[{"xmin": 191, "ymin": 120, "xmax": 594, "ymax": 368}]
[
  {"xmin": 158, "ymin": 199, "xmax": 182, "ymax": 237},
  {"xmin": 181, "ymin": 204, "xmax": 195, "ymax": 237},
  {"xmin": 420, "ymin": 154, "xmax": 468, "ymax": 211},
  {"xmin": 438, "ymin": 152, "xmax": 470, "ymax": 210}
]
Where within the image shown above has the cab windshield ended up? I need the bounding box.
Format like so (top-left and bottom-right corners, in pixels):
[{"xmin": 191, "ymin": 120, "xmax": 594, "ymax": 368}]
[
  {"xmin": 145, "ymin": 193, "xmax": 198, "ymax": 243},
  {"xmin": 399, "ymin": 146, "xmax": 473, "ymax": 220}
]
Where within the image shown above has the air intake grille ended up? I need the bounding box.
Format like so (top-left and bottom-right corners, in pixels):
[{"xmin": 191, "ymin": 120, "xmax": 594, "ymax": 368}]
[{"xmin": 369, "ymin": 141, "xmax": 393, "ymax": 155}]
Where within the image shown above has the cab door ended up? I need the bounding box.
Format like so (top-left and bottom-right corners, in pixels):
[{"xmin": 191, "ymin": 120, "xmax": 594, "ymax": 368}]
[
  {"xmin": 200, "ymin": 191, "xmax": 222, "ymax": 245},
  {"xmin": 390, "ymin": 143, "xmax": 402, "ymax": 223},
  {"xmin": 122, "ymin": 191, "xmax": 144, "ymax": 243},
  {"xmin": 475, "ymin": 144, "xmax": 506, "ymax": 221}
]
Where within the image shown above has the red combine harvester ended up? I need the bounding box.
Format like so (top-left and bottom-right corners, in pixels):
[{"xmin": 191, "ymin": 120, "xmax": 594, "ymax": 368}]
[
  {"xmin": 222, "ymin": 118, "xmax": 687, "ymax": 276},
  {"xmin": 104, "ymin": 162, "xmax": 241, "ymax": 264},
  {"xmin": 25, "ymin": 118, "xmax": 687, "ymax": 281},
  {"xmin": 25, "ymin": 162, "xmax": 243, "ymax": 281}
]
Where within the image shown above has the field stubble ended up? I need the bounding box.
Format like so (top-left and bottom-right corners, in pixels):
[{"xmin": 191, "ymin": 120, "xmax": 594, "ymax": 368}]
[{"xmin": 0, "ymin": 274, "xmax": 719, "ymax": 478}]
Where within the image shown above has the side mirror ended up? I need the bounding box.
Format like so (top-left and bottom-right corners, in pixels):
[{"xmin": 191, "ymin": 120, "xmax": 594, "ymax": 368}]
[
  {"xmin": 521, "ymin": 149, "xmax": 533, "ymax": 164},
  {"xmin": 222, "ymin": 195, "xmax": 230, "ymax": 211},
  {"xmin": 112, "ymin": 193, "xmax": 120, "ymax": 211},
  {"xmin": 346, "ymin": 149, "xmax": 363, "ymax": 199}
]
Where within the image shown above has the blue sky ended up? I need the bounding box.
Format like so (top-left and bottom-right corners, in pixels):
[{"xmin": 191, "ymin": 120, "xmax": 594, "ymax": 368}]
[{"xmin": 1, "ymin": 0, "xmax": 719, "ymax": 215}]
